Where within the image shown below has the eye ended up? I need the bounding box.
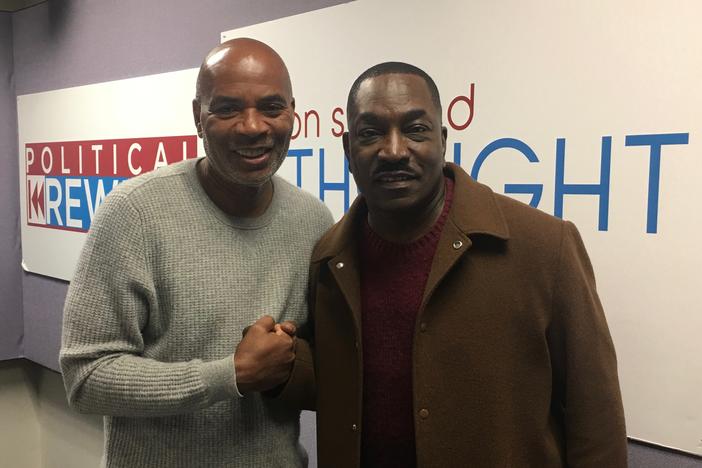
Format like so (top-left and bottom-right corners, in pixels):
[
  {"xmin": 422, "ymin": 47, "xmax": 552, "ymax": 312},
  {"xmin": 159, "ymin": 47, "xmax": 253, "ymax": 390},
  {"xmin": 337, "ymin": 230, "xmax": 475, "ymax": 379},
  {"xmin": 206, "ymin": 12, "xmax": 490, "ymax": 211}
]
[
  {"xmin": 357, "ymin": 128, "xmax": 381, "ymax": 139},
  {"xmin": 261, "ymin": 103, "xmax": 286, "ymax": 117},
  {"xmin": 407, "ymin": 124, "xmax": 428, "ymax": 134},
  {"xmin": 210, "ymin": 104, "xmax": 239, "ymax": 118},
  {"xmin": 406, "ymin": 124, "xmax": 430, "ymax": 141}
]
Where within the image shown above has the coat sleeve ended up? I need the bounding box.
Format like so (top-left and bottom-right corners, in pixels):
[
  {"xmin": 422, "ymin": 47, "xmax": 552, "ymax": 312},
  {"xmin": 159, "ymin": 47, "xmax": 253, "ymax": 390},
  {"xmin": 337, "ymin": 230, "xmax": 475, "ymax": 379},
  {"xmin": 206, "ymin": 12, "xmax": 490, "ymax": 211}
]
[
  {"xmin": 59, "ymin": 190, "xmax": 239, "ymax": 417},
  {"xmin": 273, "ymin": 262, "xmax": 319, "ymax": 410},
  {"xmin": 548, "ymin": 221, "xmax": 628, "ymax": 467}
]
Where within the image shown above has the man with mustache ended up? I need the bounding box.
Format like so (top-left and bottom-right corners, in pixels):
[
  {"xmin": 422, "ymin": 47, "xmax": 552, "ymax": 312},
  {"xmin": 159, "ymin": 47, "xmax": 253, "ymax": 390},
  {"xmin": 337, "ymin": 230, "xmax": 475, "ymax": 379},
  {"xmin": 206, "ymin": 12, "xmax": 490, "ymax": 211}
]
[
  {"xmin": 279, "ymin": 62, "xmax": 627, "ymax": 467},
  {"xmin": 60, "ymin": 38, "xmax": 332, "ymax": 467}
]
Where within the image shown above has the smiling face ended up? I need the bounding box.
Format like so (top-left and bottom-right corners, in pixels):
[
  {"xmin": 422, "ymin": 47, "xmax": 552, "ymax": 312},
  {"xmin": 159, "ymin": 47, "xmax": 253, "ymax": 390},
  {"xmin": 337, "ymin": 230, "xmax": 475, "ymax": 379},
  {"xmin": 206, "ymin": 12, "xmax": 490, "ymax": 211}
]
[
  {"xmin": 344, "ymin": 72, "xmax": 447, "ymax": 217},
  {"xmin": 193, "ymin": 39, "xmax": 295, "ymax": 188}
]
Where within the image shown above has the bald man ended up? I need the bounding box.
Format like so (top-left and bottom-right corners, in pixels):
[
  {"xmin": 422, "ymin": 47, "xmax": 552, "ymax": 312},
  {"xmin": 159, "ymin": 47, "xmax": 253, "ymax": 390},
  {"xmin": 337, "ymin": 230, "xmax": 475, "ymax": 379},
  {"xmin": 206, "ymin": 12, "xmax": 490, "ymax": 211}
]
[{"xmin": 60, "ymin": 38, "xmax": 333, "ymax": 467}]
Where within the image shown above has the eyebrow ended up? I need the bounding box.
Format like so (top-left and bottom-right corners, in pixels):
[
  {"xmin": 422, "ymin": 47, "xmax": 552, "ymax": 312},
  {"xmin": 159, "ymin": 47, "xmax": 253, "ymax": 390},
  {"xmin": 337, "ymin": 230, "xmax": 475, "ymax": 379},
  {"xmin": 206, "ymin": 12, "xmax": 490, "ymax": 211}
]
[
  {"xmin": 257, "ymin": 94, "xmax": 289, "ymax": 106},
  {"xmin": 208, "ymin": 96, "xmax": 244, "ymax": 107},
  {"xmin": 208, "ymin": 94, "xmax": 289, "ymax": 107},
  {"xmin": 400, "ymin": 109, "xmax": 429, "ymax": 123},
  {"xmin": 356, "ymin": 108, "xmax": 429, "ymax": 124}
]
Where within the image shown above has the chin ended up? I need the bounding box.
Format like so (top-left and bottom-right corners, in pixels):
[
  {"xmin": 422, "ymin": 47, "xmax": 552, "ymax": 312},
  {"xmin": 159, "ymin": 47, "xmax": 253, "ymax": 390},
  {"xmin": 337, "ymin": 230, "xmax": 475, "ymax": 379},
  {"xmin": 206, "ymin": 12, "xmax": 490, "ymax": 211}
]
[
  {"xmin": 231, "ymin": 172, "xmax": 275, "ymax": 188},
  {"xmin": 371, "ymin": 198, "xmax": 418, "ymax": 215},
  {"xmin": 225, "ymin": 161, "xmax": 281, "ymax": 188}
]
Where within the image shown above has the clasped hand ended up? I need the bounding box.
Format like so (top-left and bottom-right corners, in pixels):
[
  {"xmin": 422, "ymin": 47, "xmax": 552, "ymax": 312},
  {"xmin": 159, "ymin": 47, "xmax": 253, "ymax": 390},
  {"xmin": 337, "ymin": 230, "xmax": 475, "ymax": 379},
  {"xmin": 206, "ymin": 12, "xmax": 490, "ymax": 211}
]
[{"xmin": 233, "ymin": 315, "xmax": 297, "ymax": 394}]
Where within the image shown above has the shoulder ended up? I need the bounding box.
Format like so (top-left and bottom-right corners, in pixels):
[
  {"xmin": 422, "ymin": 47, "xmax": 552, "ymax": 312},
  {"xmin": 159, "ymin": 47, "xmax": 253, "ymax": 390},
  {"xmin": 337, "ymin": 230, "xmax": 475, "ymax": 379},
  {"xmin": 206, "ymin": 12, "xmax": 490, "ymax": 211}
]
[
  {"xmin": 111, "ymin": 159, "xmax": 195, "ymax": 201},
  {"xmin": 495, "ymin": 191, "xmax": 570, "ymax": 259},
  {"xmin": 448, "ymin": 163, "xmax": 566, "ymax": 247},
  {"xmin": 88, "ymin": 160, "xmax": 197, "ymax": 235},
  {"xmin": 493, "ymin": 191, "xmax": 565, "ymax": 235},
  {"xmin": 310, "ymin": 196, "xmax": 366, "ymax": 263},
  {"xmin": 98, "ymin": 159, "xmax": 196, "ymax": 216},
  {"xmin": 274, "ymin": 176, "xmax": 330, "ymax": 213},
  {"xmin": 487, "ymin": 190, "xmax": 589, "ymax": 278},
  {"xmin": 451, "ymin": 173, "xmax": 570, "ymax": 266},
  {"xmin": 273, "ymin": 176, "xmax": 335, "ymax": 233}
]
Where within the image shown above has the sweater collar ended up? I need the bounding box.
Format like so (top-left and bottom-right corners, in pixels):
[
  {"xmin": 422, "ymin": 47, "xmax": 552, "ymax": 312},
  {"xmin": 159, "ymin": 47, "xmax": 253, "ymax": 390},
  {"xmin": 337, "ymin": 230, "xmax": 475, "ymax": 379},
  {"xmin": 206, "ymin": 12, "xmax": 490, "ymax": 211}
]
[{"xmin": 311, "ymin": 162, "xmax": 510, "ymax": 262}]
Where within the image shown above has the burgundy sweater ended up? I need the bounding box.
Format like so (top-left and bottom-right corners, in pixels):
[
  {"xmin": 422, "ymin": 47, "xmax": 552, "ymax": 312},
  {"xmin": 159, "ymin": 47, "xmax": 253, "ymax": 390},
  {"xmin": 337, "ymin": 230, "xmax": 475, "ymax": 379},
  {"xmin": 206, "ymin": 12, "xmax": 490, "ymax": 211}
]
[{"xmin": 359, "ymin": 177, "xmax": 454, "ymax": 467}]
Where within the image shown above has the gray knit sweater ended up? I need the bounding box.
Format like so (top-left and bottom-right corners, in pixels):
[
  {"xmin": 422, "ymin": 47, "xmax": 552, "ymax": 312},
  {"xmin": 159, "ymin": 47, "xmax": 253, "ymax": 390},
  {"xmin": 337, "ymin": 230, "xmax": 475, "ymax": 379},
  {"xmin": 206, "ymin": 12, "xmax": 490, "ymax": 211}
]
[{"xmin": 60, "ymin": 158, "xmax": 333, "ymax": 468}]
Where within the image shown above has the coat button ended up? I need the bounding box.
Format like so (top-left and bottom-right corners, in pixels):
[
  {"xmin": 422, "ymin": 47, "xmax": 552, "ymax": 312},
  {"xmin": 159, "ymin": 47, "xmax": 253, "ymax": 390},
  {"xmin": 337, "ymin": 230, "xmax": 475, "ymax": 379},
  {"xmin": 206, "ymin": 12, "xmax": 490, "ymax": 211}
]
[
  {"xmin": 419, "ymin": 408, "xmax": 429, "ymax": 419},
  {"xmin": 452, "ymin": 240, "xmax": 463, "ymax": 249},
  {"xmin": 419, "ymin": 322, "xmax": 427, "ymax": 332},
  {"xmin": 336, "ymin": 262, "xmax": 344, "ymax": 269},
  {"xmin": 351, "ymin": 424, "xmax": 358, "ymax": 431}
]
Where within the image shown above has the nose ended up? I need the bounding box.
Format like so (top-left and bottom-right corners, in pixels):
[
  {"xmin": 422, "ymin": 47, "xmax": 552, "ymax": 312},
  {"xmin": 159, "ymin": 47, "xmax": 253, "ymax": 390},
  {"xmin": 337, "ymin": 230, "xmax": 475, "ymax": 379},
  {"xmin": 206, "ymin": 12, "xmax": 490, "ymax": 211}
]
[
  {"xmin": 235, "ymin": 108, "xmax": 267, "ymax": 139},
  {"xmin": 377, "ymin": 128, "xmax": 409, "ymax": 162}
]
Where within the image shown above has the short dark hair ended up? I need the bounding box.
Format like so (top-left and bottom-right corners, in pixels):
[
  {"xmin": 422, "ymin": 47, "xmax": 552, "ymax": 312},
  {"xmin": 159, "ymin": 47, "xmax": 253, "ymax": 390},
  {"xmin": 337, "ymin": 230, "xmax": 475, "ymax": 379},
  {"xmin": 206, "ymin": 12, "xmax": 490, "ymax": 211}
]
[{"xmin": 346, "ymin": 62, "xmax": 442, "ymax": 118}]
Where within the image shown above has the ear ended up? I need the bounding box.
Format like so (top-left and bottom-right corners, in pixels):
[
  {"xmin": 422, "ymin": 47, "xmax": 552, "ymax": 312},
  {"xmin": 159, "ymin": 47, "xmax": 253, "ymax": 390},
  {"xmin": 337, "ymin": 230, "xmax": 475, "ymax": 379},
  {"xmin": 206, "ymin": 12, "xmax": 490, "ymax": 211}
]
[
  {"xmin": 192, "ymin": 99, "xmax": 203, "ymax": 138},
  {"xmin": 441, "ymin": 126, "xmax": 448, "ymax": 158},
  {"xmin": 342, "ymin": 132, "xmax": 353, "ymax": 173}
]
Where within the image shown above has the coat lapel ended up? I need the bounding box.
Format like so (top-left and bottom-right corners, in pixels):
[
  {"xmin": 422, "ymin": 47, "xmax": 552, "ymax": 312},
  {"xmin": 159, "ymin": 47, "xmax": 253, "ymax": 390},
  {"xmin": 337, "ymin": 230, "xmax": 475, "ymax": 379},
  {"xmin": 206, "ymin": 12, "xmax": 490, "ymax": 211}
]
[
  {"xmin": 421, "ymin": 219, "xmax": 472, "ymax": 309},
  {"xmin": 312, "ymin": 163, "xmax": 511, "ymax": 325},
  {"xmin": 312, "ymin": 197, "xmax": 366, "ymax": 335},
  {"xmin": 421, "ymin": 163, "xmax": 511, "ymax": 309},
  {"xmin": 328, "ymin": 246, "xmax": 363, "ymax": 334}
]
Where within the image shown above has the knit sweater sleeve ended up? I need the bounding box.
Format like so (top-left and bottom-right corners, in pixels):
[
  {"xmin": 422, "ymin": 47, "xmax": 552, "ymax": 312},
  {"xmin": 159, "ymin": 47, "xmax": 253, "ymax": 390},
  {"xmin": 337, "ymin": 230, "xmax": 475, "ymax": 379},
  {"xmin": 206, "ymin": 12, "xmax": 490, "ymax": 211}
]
[{"xmin": 59, "ymin": 189, "xmax": 239, "ymax": 417}]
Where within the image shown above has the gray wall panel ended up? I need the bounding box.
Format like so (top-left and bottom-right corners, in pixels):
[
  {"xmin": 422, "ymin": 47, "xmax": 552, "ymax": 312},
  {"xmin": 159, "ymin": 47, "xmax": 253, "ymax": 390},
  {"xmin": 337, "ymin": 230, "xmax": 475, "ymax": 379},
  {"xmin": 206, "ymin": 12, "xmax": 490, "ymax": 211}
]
[
  {"xmin": 13, "ymin": 0, "xmax": 350, "ymax": 95},
  {"xmin": 21, "ymin": 274, "xmax": 66, "ymax": 369},
  {"xmin": 0, "ymin": 12, "xmax": 24, "ymax": 361},
  {"xmin": 629, "ymin": 441, "xmax": 702, "ymax": 467},
  {"xmin": 13, "ymin": 0, "xmax": 348, "ymax": 372}
]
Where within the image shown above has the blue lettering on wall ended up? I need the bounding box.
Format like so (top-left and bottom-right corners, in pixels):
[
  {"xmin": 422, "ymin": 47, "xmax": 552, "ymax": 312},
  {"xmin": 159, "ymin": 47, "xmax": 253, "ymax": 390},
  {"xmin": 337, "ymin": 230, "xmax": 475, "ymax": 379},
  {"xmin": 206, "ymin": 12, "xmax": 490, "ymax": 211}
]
[
  {"xmin": 470, "ymin": 138, "xmax": 544, "ymax": 208},
  {"xmin": 554, "ymin": 136, "xmax": 611, "ymax": 231},
  {"xmin": 287, "ymin": 148, "xmax": 314, "ymax": 188},
  {"xmin": 301, "ymin": 131, "xmax": 690, "ymax": 232},
  {"xmin": 625, "ymin": 133, "xmax": 689, "ymax": 233},
  {"xmin": 45, "ymin": 176, "xmax": 125, "ymax": 231},
  {"xmin": 319, "ymin": 148, "xmax": 350, "ymax": 212}
]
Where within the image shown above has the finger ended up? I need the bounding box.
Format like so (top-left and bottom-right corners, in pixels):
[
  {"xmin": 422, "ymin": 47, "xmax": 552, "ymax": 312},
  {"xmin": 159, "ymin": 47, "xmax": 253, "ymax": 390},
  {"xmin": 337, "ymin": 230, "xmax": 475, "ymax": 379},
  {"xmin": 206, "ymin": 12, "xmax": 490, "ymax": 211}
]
[
  {"xmin": 274, "ymin": 324, "xmax": 285, "ymax": 336},
  {"xmin": 278, "ymin": 321, "xmax": 297, "ymax": 336},
  {"xmin": 253, "ymin": 315, "xmax": 276, "ymax": 331}
]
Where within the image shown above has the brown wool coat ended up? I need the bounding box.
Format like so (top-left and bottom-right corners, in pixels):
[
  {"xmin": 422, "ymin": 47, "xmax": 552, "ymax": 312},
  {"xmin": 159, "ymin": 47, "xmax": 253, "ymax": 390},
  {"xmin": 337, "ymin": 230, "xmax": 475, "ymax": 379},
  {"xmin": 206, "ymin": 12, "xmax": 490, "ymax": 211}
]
[{"xmin": 280, "ymin": 163, "xmax": 627, "ymax": 468}]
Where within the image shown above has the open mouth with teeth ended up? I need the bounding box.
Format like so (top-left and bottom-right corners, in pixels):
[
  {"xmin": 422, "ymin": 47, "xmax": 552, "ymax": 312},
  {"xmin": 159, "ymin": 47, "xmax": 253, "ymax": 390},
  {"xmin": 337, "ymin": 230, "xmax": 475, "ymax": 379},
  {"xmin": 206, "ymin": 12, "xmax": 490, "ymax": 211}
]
[{"xmin": 234, "ymin": 147, "xmax": 273, "ymax": 166}]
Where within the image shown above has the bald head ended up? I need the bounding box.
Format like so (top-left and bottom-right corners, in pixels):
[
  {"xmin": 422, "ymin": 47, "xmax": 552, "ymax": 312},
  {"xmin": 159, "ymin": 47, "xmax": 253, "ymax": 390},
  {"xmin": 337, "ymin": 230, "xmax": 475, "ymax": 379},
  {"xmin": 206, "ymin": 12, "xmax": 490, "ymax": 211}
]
[
  {"xmin": 192, "ymin": 38, "xmax": 296, "ymax": 193},
  {"xmin": 195, "ymin": 38, "xmax": 292, "ymax": 103}
]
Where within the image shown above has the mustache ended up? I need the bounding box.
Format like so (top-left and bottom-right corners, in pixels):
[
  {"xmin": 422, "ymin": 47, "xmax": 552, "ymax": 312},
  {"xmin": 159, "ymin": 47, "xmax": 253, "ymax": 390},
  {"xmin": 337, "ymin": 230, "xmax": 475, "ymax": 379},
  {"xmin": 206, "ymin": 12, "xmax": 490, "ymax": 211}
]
[{"xmin": 373, "ymin": 162, "xmax": 416, "ymax": 177}]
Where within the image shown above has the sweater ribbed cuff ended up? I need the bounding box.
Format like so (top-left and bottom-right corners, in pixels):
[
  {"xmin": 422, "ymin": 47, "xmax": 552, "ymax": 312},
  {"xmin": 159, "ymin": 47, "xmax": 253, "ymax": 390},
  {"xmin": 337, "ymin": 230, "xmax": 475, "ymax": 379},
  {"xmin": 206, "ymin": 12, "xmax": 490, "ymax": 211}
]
[{"xmin": 200, "ymin": 355, "xmax": 243, "ymax": 402}]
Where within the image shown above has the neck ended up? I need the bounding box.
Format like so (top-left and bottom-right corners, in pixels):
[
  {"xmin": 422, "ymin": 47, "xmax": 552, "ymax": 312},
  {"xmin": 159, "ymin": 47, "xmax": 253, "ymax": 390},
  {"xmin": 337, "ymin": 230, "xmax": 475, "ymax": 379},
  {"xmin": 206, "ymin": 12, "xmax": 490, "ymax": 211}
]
[
  {"xmin": 196, "ymin": 158, "xmax": 273, "ymax": 218},
  {"xmin": 367, "ymin": 184, "xmax": 446, "ymax": 244}
]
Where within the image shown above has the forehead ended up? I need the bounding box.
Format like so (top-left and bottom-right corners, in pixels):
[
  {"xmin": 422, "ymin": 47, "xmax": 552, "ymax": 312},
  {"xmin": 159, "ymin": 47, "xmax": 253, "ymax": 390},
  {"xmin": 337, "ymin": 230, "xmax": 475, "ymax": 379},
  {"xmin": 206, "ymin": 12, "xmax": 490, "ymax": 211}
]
[
  {"xmin": 202, "ymin": 49, "xmax": 291, "ymax": 100},
  {"xmin": 353, "ymin": 73, "xmax": 437, "ymax": 118}
]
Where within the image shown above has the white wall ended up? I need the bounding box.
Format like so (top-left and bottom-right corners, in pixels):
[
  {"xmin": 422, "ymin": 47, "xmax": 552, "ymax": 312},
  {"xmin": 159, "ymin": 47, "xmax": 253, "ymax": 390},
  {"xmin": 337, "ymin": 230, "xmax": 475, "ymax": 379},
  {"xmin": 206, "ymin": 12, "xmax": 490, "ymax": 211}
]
[{"xmin": 0, "ymin": 360, "xmax": 102, "ymax": 468}]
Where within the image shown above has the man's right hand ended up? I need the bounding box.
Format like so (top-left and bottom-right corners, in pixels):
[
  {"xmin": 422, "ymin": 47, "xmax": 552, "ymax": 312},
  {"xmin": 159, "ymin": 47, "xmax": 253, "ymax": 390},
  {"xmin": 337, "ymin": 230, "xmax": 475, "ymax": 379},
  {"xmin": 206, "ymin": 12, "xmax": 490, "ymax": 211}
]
[{"xmin": 234, "ymin": 315, "xmax": 296, "ymax": 394}]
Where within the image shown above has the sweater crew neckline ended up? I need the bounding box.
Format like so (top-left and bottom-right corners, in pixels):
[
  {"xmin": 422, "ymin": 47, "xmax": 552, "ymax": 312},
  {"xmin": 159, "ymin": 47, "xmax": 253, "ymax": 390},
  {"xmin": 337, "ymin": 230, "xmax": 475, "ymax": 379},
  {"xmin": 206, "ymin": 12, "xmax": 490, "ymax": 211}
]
[
  {"xmin": 362, "ymin": 176, "xmax": 455, "ymax": 257},
  {"xmin": 185, "ymin": 158, "xmax": 283, "ymax": 230}
]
